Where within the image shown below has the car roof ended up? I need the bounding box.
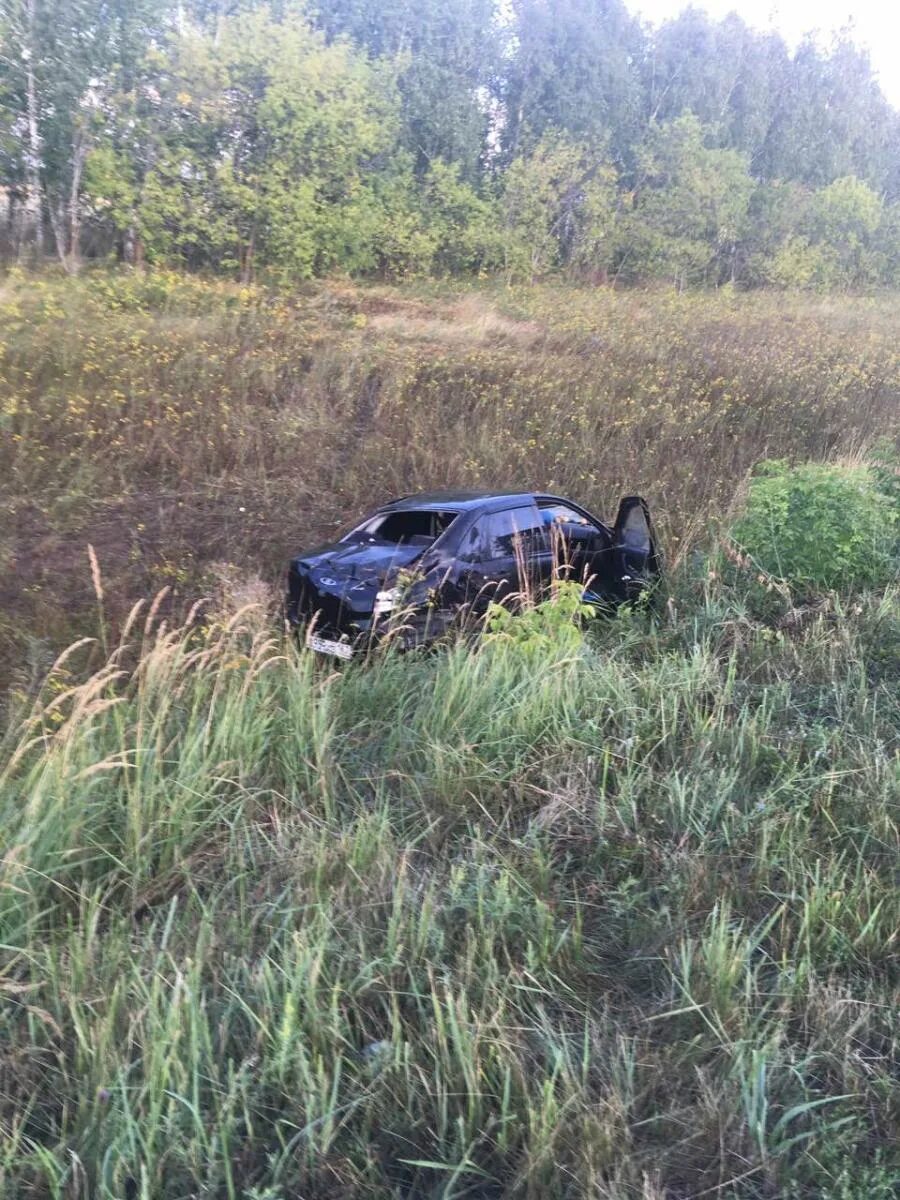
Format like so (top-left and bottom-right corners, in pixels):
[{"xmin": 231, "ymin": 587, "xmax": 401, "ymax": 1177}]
[{"xmin": 379, "ymin": 490, "xmax": 536, "ymax": 512}]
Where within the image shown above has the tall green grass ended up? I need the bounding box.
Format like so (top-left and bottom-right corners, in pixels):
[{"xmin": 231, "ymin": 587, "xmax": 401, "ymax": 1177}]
[{"xmin": 2, "ymin": 567, "xmax": 897, "ymax": 1198}]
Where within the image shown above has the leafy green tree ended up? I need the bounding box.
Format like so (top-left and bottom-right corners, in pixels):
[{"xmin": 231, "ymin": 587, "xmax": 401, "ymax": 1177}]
[
  {"xmin": 747, "ymin": 175, "xmax": 887, "ymax": 291},
  {"xmin": 86, "ymin": 6, "xmax": 415, "ymax": 278},
  {"xmin": 5, "ymin": 0, "xmax": 900, "ymax": 287},
  {"xmin": 644, "ymin": 11, "xmax": 791, "ymax": 165},
  {"xmin": 0, "ymin": 0, "xmax": 45, "ymax": 255},
  {"xmin": 740, "ymin": 180, "xmax": 813, "ymax": 287},
  {"xmin": 615, "ymin": 115, "xmax": 753, "ymax": 288},
  {"xmin": 0, "ymin": 0, "xmax": 169, "ymax": 268},
  {"xmin": 85, "ymin": 25, "xmax": 236, "ymax": 269},
  {"xmin": 417, "ymin": 160, "xmax": 501, "ymax": 275},
  {"xmin": 876, "ymin": 203, "xmax": 900, "ymax": 287},
  {"xmin": 229, "ymin": 8, "xmax": 401, "ymax": 277},
  {"xmin": 501, "ymin": 132, "xmax": 617, "ymax": 283},
  {"xmin": 503, "ymin": 0, "xmax": 644, "ymax": 172},
  {"xmin": 310, "ymin": 0, "xmax": 499, "ymax": 182},
  {"xmin": 759, "ymin": 36, "xmax": 900, "ymax": 193},
  {"xmin": 763, "ymin": 236, "xmax": 828, "ymax": 291},
  {"xmin": 806, "ymin": 175, "xmax": 883, "ymax": 289}
]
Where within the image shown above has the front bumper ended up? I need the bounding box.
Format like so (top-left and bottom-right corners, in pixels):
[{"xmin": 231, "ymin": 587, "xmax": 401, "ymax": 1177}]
[{"xmin": 287, "ymin": 562, "xmax": 456, "ymax": 657}]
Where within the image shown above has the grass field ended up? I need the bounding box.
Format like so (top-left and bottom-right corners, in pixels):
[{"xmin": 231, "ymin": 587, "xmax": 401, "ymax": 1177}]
[
  {"xmin": 1, "ymin": 272, "xmax": 898, "ymax": 1198},
  {"xmin": 1, "ymin": 272, "xmax": 898, "ymax": 685}
]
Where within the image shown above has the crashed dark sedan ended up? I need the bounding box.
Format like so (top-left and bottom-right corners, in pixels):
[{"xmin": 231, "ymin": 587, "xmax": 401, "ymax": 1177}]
[{"xmin": 286, "ymin": 490, "xmax": 659, "ymax": 659}]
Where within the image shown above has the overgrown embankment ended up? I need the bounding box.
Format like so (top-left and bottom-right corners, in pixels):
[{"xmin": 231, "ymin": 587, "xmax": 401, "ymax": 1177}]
[
  {"xmin": 1, "ymin": 271, "xmax": 898, "ymax": 1196},
  {"xmin": 2, "ymin": 272, "xmax": 898, "ymax": 689}
]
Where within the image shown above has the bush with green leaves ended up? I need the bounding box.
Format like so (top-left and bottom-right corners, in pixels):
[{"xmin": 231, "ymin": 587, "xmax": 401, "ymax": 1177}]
[
  {"xmin": 483, "ymin": 579, "xmax": 596, "ymax": 654},
  {"xmin": 730, "ymin": 459, "xmax": 898, "ymax": 591}
]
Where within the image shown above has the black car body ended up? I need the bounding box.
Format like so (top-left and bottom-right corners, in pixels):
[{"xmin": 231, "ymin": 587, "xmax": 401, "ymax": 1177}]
[{"xmin": 286, "ymin": 491, "xmax": 659, "ymax": 658}]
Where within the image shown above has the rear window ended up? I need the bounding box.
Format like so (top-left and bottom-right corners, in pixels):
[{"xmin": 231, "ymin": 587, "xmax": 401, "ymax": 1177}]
[{"xmin": 354, "ymin": 509, "xmax": 459, "ymax": 545}]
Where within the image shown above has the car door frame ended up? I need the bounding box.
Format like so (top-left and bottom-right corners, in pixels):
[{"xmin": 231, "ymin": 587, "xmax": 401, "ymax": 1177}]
[
  {"xmin": 609, "ymin": 495, "xmax": 658, "ymax": 599},
  {"xmin": 534, "ymin": 495, "xmax": 614, "ymax": 593},
  {"xmin": 451, "ymin": 501, "xmax": 550, "ymax": 611}
]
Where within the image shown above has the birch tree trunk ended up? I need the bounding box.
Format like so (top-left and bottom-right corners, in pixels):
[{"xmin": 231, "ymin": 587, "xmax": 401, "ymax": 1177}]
[
  {"xmin": 67, "ymin": 122, "xmax": 86, "ymax": 271},
  {"xmin": 21, "ymin": 0, "xmax": 44, "ymax": 258}
]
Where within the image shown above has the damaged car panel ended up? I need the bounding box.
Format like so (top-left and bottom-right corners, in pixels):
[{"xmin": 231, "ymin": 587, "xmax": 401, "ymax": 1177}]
[{"xmin": 286, "ymin": 490, "xmax": 659, "ymax": 658}]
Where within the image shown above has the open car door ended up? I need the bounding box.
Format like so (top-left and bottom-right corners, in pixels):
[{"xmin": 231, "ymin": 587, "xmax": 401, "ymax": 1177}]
[{"xmin": 611, "ymin": 496, "xmax": 659, "ymax": 600}]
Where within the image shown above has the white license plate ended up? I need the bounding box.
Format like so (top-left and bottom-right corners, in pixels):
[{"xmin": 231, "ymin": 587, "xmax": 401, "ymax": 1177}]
[{"xmin": 306, "ymin": 632, "xmax": 354, "ymax": 660}]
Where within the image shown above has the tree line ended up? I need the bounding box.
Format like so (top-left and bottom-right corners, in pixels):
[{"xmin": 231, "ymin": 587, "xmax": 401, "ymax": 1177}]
[{"xmin": 2, "ymin": 0, "xmax": 900, "ymax": 288}]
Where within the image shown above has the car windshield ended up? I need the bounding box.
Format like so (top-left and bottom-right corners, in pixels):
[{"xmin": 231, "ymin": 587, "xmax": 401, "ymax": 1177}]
[{"xmin": 347, "ymin": 509, "xmax": 459, "ymax": 545}]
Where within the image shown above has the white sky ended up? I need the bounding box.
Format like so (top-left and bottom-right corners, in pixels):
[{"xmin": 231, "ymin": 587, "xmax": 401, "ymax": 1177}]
[{"xmin": 625, "ymin": 1, "xmax": 900, "ymax": 108}]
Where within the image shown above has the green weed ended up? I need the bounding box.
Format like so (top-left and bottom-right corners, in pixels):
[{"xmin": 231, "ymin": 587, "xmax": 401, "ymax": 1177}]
[{"xmin": 0, "ymin": 567, "xmax": 896, "ymax": 1197}]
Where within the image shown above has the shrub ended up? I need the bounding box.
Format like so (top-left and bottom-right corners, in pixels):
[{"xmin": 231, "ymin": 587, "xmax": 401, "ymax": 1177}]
[
  {"xmin": 483, "ymin": 579, "xmax": 595, "ymax": 655},
  {"xmin": 730, "ymin": 459, "xmax": 898, "ymax": 591}
]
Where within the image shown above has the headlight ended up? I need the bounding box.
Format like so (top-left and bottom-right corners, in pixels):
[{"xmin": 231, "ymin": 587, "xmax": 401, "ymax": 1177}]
[{"xmin": 373, "ymin": 588, "xmax": 401, "ymax": 616}]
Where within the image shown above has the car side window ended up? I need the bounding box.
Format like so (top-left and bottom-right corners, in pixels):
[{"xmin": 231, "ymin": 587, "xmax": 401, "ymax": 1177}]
[{"xmin": 462, "ymin": 506, "xmax": 546, "ymax": 563}]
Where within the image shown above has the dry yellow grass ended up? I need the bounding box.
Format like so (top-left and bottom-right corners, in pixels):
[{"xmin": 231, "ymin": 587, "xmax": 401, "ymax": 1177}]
[{"xmin": 1, "ymin": 270, "xmax": 897, "ymax": 686}]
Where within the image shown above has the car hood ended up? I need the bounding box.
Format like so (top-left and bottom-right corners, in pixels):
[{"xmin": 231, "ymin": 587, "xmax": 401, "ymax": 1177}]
[{"xmin": 290, "ymin": 538, "xmax": 435, "ymax": 628}]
